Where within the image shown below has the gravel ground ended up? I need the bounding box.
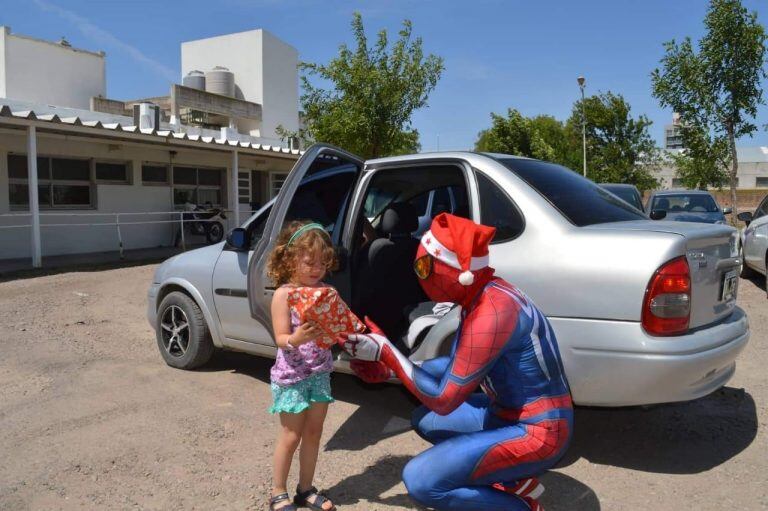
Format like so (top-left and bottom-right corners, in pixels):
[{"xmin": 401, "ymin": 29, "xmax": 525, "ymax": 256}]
[{"xmin": 0, "ymin": 264, "xmax": 765, "ymax": 510}]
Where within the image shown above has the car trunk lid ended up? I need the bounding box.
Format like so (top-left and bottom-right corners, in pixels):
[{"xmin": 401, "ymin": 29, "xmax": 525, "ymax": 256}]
[{"xmin": 585, "ymin": 220, "xmax": 740, "ymax": 329}]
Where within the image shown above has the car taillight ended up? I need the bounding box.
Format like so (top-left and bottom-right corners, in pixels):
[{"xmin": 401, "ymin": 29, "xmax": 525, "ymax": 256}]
[{"xmin": 642, "ymin": 256, "xmax": 691, "ymax": 336}]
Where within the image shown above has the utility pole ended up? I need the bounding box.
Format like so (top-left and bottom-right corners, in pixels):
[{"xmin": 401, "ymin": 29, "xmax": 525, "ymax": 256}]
[{"xmin": 578, "ymin": 76, "xmax": 587, "ymax": 177}]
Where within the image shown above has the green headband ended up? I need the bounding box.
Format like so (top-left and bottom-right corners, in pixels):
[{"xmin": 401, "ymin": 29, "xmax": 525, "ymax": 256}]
[{"xmin": 287, "ymin": 223, "xmax": 327, "ymax": 246}]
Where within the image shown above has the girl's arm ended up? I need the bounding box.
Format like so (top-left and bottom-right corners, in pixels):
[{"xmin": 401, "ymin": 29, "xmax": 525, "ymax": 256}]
[{"xmin": 271, "ymin": 287, "xmax": 294, "ymax": 349}]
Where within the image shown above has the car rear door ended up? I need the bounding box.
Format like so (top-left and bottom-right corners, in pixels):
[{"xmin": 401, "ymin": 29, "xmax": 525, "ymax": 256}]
[
  {"xmin": 744, "ymin": 197, "xmax": 768, "ymax": 271},
  {"xmin": 247, "ymin": 144, "xmax": 364, "ymax": 338}
]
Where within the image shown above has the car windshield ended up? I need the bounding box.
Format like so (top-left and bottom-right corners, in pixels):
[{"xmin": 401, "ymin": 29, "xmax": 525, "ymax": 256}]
[
  {"xmin": 651, "ymin": 194, "xmax": 719, "ymax": 213},
  {"xmin": 491, "ymin": 157, "xmax": 646, "ymax": 226},
  {"xmin": 602, "ymin": 185, "xmax": 643, "ymax": 211}
]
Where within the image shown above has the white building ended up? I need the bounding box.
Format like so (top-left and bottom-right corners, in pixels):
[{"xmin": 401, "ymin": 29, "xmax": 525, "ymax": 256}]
[
  {"xmin": 0, "ymin": 27, "xmax": 105, "ymax": 110},
  {"xmin": 181, "ymin": 29, "xmax": 299, "ymax": 142},
  {"xmin": 0, "ymin": 27, "xmax": 301, "ymax": 266}
]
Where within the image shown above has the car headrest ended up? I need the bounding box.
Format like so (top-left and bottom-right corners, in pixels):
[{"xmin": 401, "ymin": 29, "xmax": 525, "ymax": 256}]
[
  {"xmin": 381, "ymin": 202, "xmax": 418, "ymax": 235},
  {"xmin": 657, "ymin": 198, "xmax": 670, "ymax": 209}
]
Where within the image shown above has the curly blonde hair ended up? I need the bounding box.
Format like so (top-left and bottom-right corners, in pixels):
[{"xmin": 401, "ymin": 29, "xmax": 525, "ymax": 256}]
[{"xmin": 267, "ymin": 220, "xmax": 337, "ymax": 286}]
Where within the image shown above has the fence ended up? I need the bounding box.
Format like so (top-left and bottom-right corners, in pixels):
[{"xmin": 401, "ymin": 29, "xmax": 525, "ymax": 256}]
[{"xmin": 0, "ymin": 208, "xmax": 259, "ymax": 267}]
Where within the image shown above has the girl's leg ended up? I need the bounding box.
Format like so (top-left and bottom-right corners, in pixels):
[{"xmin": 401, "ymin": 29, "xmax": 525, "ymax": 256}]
[
  {"xmin": 298, "ymin": 401, "xmax": 333, "ymax": 510},
  {"xmin": 272, "ymin": 411, "xmax": 307, "ymax": 505}
]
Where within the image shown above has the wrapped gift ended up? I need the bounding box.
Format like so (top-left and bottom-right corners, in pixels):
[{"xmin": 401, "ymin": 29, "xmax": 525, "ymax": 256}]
[{"xmin": 286, "ymin": 286, "xmax": 365, "ymax": 348}]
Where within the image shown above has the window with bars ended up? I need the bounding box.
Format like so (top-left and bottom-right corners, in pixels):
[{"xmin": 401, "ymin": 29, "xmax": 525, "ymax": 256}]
[
  {"xmin": 238, "ymin": 171, "xmax": 251, "ymax": 204},
  {"xmin": 270, "ymin": 172, "xmax": 289, "ymax": 199},
  {"xmin": 172, "ymin": 165, "xmax": 224, "ymax": 207},
  {"xmin": 8, "ymin": 154, "xmax": 94, "ymax": 209}
]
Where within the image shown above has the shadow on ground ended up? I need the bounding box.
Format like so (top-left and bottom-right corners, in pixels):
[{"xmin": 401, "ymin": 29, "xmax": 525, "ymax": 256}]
[
  {"xmin": 204, "ymin": 353, "xmax": 757, "ymax": 474},
  {"xmin": 558, "ymin": 386, "xmax": 757, "ymax": 474},
  {"xmin": 742, "ymin": 273, "xmax": 766, "ymax": 293},
  {"xmin": 323, "ymin": 454, "xmax": 599, "ymax": 510}
]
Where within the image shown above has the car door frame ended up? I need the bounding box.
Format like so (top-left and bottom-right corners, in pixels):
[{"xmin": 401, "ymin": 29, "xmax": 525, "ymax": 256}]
[{"xmin": 246, "ymin": 143, "xmax": 365, "ymax": 336}]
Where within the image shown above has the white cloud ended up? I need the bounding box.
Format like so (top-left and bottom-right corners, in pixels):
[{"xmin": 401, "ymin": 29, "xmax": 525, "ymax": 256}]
[{"xmin": 31, "ymin": 0, "xmax": 178, "ymax": 83}]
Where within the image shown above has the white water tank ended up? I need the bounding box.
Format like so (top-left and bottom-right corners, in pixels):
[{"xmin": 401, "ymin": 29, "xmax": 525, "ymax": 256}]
[
  {"xmin": 205, "ymin": 66, "xmax": 235, "ymax": 97},
  {"xmin": 183, "ymin": 70, "xmax": 206, "ymax": 90}
]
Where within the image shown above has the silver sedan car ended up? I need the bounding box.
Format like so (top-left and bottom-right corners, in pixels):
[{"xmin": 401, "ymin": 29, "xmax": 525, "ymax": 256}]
[
  {"xmin": 739, "ymin": 194, "xmax": 768, "ymax": 294},
  {"xmin": 148, "ymin": 144, "xmax": 749, "ymax": 407}
]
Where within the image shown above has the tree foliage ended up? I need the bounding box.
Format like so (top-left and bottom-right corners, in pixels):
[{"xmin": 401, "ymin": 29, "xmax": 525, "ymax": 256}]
[
  {"xmin": 669, "ymin": 127, "xmax": 730, "ymax": 190},
  {"xmin": 476, "ymin": 94, "xmax": 660, "ymax": 191},
  {"xmin": 299, "ymin": 13, "xmax": 444, "ymax": 159},
  {"xmin": 652, "ymin": 0, "xmax": 767, "ymax": 218},
  {"xmin": 567, "ymin": 92, "xmax": 660, "ymax": 191}
]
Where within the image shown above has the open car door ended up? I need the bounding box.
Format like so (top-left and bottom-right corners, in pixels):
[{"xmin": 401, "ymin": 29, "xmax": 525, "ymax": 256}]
[{"xmin": 247, "ymin": 144, "xmax": 364, "ymax": 336}]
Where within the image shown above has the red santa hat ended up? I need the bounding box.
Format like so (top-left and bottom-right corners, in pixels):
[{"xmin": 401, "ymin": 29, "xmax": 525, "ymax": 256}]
[{"xmin": 420, "ymin": 213, "xmax": 496, "ymax": 285}]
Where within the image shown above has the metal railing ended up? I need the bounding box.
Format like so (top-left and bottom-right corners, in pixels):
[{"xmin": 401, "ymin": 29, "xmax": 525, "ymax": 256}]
[{"xmin": 0, "ymin": 208, "xmax": 260, "ymax": 263}]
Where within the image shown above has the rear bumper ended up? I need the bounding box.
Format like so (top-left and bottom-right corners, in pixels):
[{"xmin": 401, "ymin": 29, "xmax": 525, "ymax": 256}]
[{"xmin": 550, "ymin": 306, "xmax": 750, "ymax": 406}]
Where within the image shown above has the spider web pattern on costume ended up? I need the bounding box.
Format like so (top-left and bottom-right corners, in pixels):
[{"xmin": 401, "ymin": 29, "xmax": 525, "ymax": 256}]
[{"xmin": 451, "ymin": 286, "xmax": 521, "ymax": 380}]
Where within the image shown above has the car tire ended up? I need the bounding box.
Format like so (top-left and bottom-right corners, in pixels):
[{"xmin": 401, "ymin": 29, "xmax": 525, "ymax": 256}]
[
  {"xmin": 206, "ymin": 221, "xmax": 224, "ymax": 244},
  {"xmin": 155, "ymin": 291, "xmax": 215, "ymax": 369}
]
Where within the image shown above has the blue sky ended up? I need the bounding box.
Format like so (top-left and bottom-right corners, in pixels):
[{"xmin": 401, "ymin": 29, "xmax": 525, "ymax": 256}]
[{"xmin": 4, "ymin": 0, "xmax": 768, "ymax": 152}]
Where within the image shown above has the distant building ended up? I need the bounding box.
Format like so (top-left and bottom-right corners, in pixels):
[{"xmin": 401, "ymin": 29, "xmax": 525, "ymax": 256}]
[
  {"xmin": 664, "ymin": 112, "xmax": 684, "ymax": 150},
  {"xmin": 655, "ymin": 146, "xmax": 768, "ymax": 189},
  {"xmin": 0, "ymin": 26, "xmax": 301, "ymax": 264}
]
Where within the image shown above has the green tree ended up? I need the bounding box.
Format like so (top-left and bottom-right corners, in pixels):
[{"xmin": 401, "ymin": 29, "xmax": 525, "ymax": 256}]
[
  {"xmin": 299, "ymin": 13, "xmax": 444, "ymax": 159},
  {"xmin": 475, "ymin": 109, "xmax": 554, "ymax": 161},
  {"xmin": 567, "ymin": 92, "xmax": 661, "ymax": 191},
  {"xmin": 669, "ymin": 127, "xmax": 730, "ymax": 190},
  {"xmin": 652, "ymin": 0, "xmax": 767, "ymax": 219},
  {"xmin": 475, "ymin": 110, "xmax": 578, "ymax": 168}
]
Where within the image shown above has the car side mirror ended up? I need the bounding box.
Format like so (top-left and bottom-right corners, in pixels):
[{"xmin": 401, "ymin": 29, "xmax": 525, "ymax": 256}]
[
  {"xmin": 723, "ymin": 207, "xmax": 733, "ymax": 215},
  {"xmin": 737, "ymin": 211, "xmax": 753, "ymax": 226},
  {"xmin": 225, "ymin": 227, "xmax": 250, "ymax": 251},
  {"xmin": 649, "ymin": 209, "xmax": 667, "ymax": 220}
]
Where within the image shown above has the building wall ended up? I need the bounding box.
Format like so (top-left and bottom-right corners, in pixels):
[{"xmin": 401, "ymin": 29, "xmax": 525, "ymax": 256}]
[
  {"xmin": 180, "ymin": 29, "xmax": 298, "ymax": 140},
  {"xmin": 0, "ymin": 128, "xmax": 295, "ymax": 260},
  {"xmin": 260, "ymin": 31, "xmax": 299, "ymax": 142},
  {"xmin": 0, "ymin": 27, "xmax": 106, "ymax": 110},
  {"xmin": 655, "ymin": 155, "xmax": 768, "ymax": 190},
  {"xmin": 0, "ymin": 28, "xmax": 6, "ymax": 99}
]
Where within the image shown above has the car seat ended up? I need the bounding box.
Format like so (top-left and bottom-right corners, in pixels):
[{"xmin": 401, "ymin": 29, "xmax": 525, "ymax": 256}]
[{"xmin": 355, "ymin": 202, "xmax": 427, "ymax": 341}]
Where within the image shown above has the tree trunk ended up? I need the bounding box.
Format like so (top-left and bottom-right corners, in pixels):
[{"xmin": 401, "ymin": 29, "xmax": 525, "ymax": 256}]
[{"xmin": 727, "ymin": 124, "xmax": 739, "ymax": 225}]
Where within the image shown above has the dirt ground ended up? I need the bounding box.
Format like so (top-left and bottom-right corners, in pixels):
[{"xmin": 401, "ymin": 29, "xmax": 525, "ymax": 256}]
[{"xmin": 0, "ymin": 264, "xmax": 765, "ymax": 511}]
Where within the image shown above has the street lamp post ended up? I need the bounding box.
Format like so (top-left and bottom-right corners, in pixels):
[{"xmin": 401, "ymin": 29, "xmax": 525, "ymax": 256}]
[{"xmin": 577, "ymin": 76, "xmax": 587, "ymax": 177}]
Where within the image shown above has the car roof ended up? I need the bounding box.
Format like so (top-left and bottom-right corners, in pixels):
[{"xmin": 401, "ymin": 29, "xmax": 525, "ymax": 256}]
[
  {"xmin": 651, "ymin": 189, "xmax": 713, "ymax": 196},
  {"xmin": 365, "ymin": 151, "xmax": 530, "ymax": 166}
]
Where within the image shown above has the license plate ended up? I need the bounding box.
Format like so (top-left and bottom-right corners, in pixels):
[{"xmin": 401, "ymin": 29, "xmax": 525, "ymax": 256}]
[{"xmin": 721, "ymin": 270, "xmax": 738, "ymax": 302}]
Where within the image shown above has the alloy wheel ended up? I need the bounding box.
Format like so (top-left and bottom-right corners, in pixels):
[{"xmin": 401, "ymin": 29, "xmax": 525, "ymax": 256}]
[{"xmin": 160, "ymin": 305, "xmax": 190, "ymax": 358}]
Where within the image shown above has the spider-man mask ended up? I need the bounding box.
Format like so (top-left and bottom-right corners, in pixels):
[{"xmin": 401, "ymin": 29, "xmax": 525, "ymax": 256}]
[{"xmin": 414, "ymin": 244, "xmax": 495, "ymax": 307}]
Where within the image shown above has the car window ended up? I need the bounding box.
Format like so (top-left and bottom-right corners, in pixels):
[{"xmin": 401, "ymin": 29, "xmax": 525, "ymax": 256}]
[
  {"xmin": 430, "ymin": 187, "xmax": 452, "ymax": 217},
  {"xmin": 651, "ymin": 194, "xmax": 719, "ymax": 213},
  {"xmin": 363, "ymin": 187, "xmax": 399, "ymax": 219},
  {"xmin": 476, "ymin": 171, "xmax": 524, "ymax": 243},
  {"xmin": 754, "ymin": 197, "xmax": 768, "ymax": 219},
  {"xmin": 603, "ymin": 186, "xmax": 643, "ymax": 211},
  {"xmin": 406, "ymin": 191, "xmax": 430, "ymax": 215},
  {"xmin": 247, "ymin": 204, "xmax": 272, "ymax": 249},
  {"xmin": 491, "ymin": 157, "xmax": 646, "ymax": 227},
  {"xmin": 449, "ymin": 185, "xmax": 469, "ymax": 217},
  {"xmin": 284, "ymin": 171, "xmax": 356, "ymax": 235}
]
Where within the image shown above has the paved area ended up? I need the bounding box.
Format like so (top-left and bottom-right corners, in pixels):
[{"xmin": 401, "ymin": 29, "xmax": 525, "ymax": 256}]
[{"xmin": 0, "ymin": 264, "xmax": 765, "ymax": 510}]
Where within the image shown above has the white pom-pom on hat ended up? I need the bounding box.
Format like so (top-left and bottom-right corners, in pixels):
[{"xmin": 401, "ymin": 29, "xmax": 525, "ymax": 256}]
[{"xmin": 458, "ymin": 271, "xmax": 475, "ymax": 286}]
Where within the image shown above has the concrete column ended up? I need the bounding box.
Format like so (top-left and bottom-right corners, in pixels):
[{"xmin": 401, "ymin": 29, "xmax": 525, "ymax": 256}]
[
  {"xmin": 230, "ymin": 149, "xmax": 240, "ymax": 228},
  {"xmin": 0, "ymin": 146, "xmax": 9, "ymax": 213},
  {"xmin": 27, "ymin": 125, "xmax": 41, "ymax": 267}
]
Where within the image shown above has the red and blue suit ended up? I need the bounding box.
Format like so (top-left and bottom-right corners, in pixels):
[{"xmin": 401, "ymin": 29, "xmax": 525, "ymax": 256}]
[{"xmin": 345, "ymin": 238, "xmax": 573, "ymax": 511}]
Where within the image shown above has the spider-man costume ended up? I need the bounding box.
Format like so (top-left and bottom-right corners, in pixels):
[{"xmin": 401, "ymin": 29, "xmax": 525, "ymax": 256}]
[{"xmin": 345, "ymin": 213, "xmax": 573, "ymax": 511}]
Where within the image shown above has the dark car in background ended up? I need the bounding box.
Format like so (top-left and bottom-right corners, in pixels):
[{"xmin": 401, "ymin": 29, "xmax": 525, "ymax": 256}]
[
  {"xmin": 600, "ymin": 184, "xmax": 645, "ymax": 212},
  {"xmin": 646, "ymin": 190, "xmax": 732, "ymax": 224}
]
